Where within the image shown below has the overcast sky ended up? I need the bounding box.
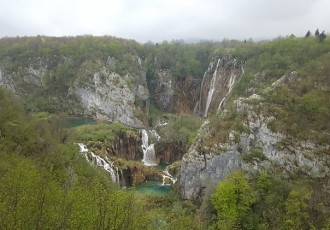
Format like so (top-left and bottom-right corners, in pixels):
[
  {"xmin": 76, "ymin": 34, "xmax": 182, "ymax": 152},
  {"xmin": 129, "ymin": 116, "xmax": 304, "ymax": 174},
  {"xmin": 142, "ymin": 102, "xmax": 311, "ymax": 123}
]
[{"xmin": 0, "ymin": 0, "xmax": 329, "ymax": 43}]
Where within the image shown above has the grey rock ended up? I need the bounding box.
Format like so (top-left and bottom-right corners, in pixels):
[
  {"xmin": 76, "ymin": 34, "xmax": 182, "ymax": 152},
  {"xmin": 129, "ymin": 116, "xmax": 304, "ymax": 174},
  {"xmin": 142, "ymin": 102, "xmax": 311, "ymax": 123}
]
[
  {"xmin": 181, "ymin": 147, "xmax": 241, "ymax": 199},
  {"xmin": 70, "ymin": 69, "xmax": 144, "ymax": 127}
]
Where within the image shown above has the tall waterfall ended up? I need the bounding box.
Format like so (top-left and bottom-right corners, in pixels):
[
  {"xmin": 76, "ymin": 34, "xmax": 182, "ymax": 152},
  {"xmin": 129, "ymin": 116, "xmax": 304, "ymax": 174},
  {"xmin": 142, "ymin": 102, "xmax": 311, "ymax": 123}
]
[
  {"xmin": 204, "ymin": 58, "xmax": 221, "ymax": 117},
  {"xmin": 195, "ymin": 57, "xmax": 243, "ymax": 117},
  {"xmin": 141, "ymin": 129, "xmax": 157, "ymax": 166},
  {"xmin": 78, "ymin": 143, "xmax": 119, "ymax": 184}
]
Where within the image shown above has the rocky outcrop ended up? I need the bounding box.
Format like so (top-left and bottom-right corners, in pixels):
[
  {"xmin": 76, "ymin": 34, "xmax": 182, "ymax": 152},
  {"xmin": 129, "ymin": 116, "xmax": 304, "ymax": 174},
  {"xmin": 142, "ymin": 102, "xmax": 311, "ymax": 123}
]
[
  {"xmin": 180, "ymin": 120, "xmax": 242, "ymax": 200},
  {"xmin": 0, "ymin": 57, "xmax": 48, "ymax": 95},
  {"xmin": 70, "ymin": 68, "xmax": 144, "ymax": 127},
  {"xmin": 180, "ymin": 94, "xmax": 330, "ymax": 200},
  {"xmin": 0, "ymin": 56, "xmax": 149, "ymax": 127},
  {"xmin": 122, "ymin": 162, "xmax": 163, "ymax": 185},
  {"xmin": 155, "ymin": 141, "xmax": 185, "ymax": 164},
  {"xmin": 236, "ymin": 95, "xmax": 330, "ymax": 178},
  {"xmin": 147, "ymin": 69, "xmax": 174, "ymax": 111},
  {"xmin": 173, "ymin": 76, "xmax": 201, "ymax": 113},
  {"xmin": 181, "ymin": 146, "xmax": 241, "ymax": 199}
]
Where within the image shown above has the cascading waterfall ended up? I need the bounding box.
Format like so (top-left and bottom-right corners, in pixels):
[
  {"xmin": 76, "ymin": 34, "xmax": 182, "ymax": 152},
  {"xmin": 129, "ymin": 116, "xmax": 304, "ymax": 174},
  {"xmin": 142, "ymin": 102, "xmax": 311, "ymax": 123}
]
[
  {"xmin": 162, "ymin": 166, "xmax": 177, "ymax": 185},
  {"xmin": 204, "ymin": 58, "xmax": 221, "ymax": 117},
  {"xmin": 78, "ymin": 143, "xmax": 119, "ymax": 184},
  {"xmin": 141, "ymin": 129, "xmax": 157, "ymax": 166}
]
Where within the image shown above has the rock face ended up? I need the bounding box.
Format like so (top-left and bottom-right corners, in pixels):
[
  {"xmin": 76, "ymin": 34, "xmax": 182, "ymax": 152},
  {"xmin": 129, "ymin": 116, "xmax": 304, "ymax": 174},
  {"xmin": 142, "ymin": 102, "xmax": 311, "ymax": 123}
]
[
  {"xmin": 0, "ymin": 57, "xmax": 48, "ymax": 95},
  {"xmin": 236, "ymin": 95, "xmax": 330, "ymax": 178},
  {"xmin": 0, "ymin": 57, "xmax": 149, "ymax": 127},
  {"xmin": 148, "ymin": 69, "xmax": 174, "ymax": 111},
  {"xmin": 181, "ymin": 146, "xmax": 241, "ymax": 199},
  {"xmin": 70, "ymin": 68, "xmax": 144, "ymax": 127},
  {"xmin": 155, "ymin": 141, "xmax": 185, "ymax": 164},
  {"xmin": 180, "ymin": 94, "xmax": 330, "ymax": 200},
  {"xmin": 111, "ymin": 134, "xmax": 143, "ymax": 160},
  {"xmin": 173, "ymin": 76, "xmax": 201, "ymax": 113}
]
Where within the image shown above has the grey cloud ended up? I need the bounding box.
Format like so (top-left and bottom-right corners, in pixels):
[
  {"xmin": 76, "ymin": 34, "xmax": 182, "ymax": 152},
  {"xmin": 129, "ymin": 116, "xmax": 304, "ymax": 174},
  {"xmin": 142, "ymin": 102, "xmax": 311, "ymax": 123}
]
[{"xmin": 0, "ymin": 0, "xmax": 329, "ymax": 42}]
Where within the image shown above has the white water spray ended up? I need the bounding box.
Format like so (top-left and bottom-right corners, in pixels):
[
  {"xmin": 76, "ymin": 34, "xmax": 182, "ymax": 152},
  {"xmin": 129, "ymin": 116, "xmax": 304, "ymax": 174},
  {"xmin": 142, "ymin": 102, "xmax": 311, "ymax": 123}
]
[
  {"xmin": 162, "ymin": 166, "xmax": 177, "ymax": 185},
  {"xmin": 78, "ymin": 143, "xmax": 119, "ymax": 184}
]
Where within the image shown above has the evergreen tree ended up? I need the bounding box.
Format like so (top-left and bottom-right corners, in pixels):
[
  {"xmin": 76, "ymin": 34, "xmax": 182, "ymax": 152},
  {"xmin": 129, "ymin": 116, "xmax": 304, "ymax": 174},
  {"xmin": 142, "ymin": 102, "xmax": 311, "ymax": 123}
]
[
  {"xmin": 318, "ymin": 31, "xmax": 326, "ymax": 42},
  {"xmin": 315, "ymin": 28, "xmax": 320, "ymax": 37},
  {"xmin": 305, "ymin": 30, "xmax": 311, "ymax": 37}
]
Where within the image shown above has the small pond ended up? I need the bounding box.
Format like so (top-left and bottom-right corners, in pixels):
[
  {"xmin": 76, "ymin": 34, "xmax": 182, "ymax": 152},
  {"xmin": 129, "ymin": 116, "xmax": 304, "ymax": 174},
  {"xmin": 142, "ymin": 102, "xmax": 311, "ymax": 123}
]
[
  {"xmin": 135, "ymin": 181, "xmax": 172, "ymax": 196},
  {"xmin": 65, "ymin": 117, "xmax": 96, "ymax": 128}
]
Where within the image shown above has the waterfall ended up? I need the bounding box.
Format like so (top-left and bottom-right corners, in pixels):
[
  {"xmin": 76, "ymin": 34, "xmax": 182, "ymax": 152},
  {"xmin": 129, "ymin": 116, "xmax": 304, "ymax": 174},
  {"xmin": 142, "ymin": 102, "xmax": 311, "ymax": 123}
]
[
  {"xmin": 78, "ymin": 143, "xmax": 119, "ymax": 184},
  {"xmin": 141, "ymin": 129, "xmax": 157, "ymax": 166},
  {"xmin": 162, "ymin": 166, "xmax": 177, "ymax": 185},
  {"xmin": 204, "ymin": 58, "xmax": 221, "ymax": 117},
  {"xmin": 120, "ymin": 169, "xmax": 126, "ymax": 188},
  {"xmin": 78, "ymin": 143, "xmax": 90, "ymax": 161},
  {"xmin": 217, "ymin": 66, "xmax": 237, "ymax": 112},
  {"xmin": 195, "ymin": 71, "xmax": 208, "ymax": 115}
]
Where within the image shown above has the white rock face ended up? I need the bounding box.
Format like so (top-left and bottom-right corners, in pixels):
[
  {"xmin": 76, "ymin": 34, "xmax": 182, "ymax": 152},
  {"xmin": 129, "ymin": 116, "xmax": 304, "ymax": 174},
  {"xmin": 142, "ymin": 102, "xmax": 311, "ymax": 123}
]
[{"xmin": 71, "ymin": 68, "xmax": 144, "ymax": 127}]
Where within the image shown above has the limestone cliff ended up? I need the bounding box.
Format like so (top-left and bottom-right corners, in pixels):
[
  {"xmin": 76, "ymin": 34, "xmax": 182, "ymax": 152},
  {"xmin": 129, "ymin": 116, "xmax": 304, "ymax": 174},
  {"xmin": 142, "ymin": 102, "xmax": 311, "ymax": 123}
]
[
  {"xmin": 0, "ymin": 56, "xmax": 149, "ymax": 127},
  {"xmin": 180, "ymin": 89, "xmax": 330, "ymax": 200}
]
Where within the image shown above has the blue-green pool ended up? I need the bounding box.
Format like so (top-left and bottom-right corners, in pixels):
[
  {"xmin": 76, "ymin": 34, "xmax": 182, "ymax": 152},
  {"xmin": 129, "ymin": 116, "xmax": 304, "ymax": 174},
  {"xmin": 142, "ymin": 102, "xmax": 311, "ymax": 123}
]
[
  {"xmin": 65, "ymin": 117, "xmax": 96, "ymax": 128},
  {"xmin": 135, "ymin": 181, "xmax": 172, "ymax": 196}
]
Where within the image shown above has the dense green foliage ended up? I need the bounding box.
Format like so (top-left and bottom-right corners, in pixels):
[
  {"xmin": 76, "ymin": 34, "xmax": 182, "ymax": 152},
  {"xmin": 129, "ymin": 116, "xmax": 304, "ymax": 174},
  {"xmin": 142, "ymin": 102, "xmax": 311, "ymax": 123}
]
[
  {"xmin": 0, "ymin": 88, "xmax": 201, "ymax": 229},
  {"xmin": 210, "ymin": 171, "xmax": 330, "ymax": 229},
  {"xmin": 72, "ymin": 121, "xmax": 130, "ymax": 142},
  {"xmin": 156, "ymin": 114, "xmax": 203, "ymax": 147},
  {"xmin": 0, "ymin": 88, "xmax": 148, "ymax": 229}
]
